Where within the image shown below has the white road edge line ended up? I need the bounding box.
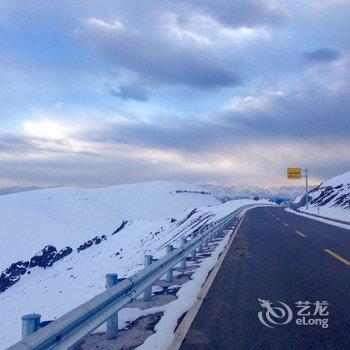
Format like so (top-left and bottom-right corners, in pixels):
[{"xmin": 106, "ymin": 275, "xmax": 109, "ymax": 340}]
[
  {"xmin": 168, "ymin": 210, "xmax": 249, "ymax": 350},
  {"xmin": 295, "ymin": 230, "xmax": 306, "ymax": 238}
]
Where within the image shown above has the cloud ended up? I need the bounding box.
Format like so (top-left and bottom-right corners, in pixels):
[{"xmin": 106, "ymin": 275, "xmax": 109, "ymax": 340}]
[
  {"xmin": 85, "ymin": 18, "xmax": 125, "ymax": 32},
  {"xmin": 109, "ymin": 84, "xmax": 149, "ymax": 101},
  {"xmin": 302, "ymin": 48, "xmax": 341, "ymax": 63},
  {"xmin": 1, "ymin": 76, "xmax": 350, "ymax": 188},
  {"xmin": 1, "ymin": 125, "xmax": 349, "ymax": 188},
  {"xmin": 75, "ymin": 17, "xmax": 242, "ymax": 90},
  {"xmin": 184, "ymin": 0, "xmax": 291, "ymax": 28},
  {"xmin": 1, "ymin": 1, "xmax": 350, "ymax": 188},
  {"xmin": 86, "ymin": 81, "xmax": 350, "ymax": 153}
]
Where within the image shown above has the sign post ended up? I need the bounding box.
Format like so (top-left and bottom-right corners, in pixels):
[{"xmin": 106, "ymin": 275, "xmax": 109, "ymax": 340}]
[
  {"xmin": 303, "ymin": 168, "xmax": 309, "ymax": 210},
  {"xmin": 287, "ymin": 167, "xmax": 309, "ymax": 210}
]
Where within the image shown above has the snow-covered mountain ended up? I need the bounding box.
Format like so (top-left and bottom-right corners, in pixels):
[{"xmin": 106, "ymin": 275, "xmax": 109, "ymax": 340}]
[
  {"xmin": 297, "ymin": 171, "xmax": 350, "ymax": 222},
  {"xmin": 0, "ymin": 181, "xmax": 217, "ymax": 294},
  {"xmin": 200, "ymin": 184, "xmax": 305, "ymax": 203},
  {"xmin": 0, "ymin": 186, "xmax": 41, "ymax": 196},
  {"xmin": 0, "ymin": 180, "xmax": 264, "ymax": 348}
]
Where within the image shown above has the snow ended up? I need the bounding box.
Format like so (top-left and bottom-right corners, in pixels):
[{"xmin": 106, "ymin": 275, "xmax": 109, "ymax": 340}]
[
  {"xmin": 293, "ymin": 195, "xmax": 303, "ymax": 204},
  {"xmin": 138, "ymin": 204, "xmax": 270, "ymax": 350},
  {"xmin": 297, "ymin": 171, "xmax": 350, "ymax": 223},
  {"xmin": 201, "ymin": 184, "xmax": 305, "ymax": 201},
  {"xmin": 0, "ymin": 181, "xmax": 268, "ymax": 348},
  {"xmin": 297, "ymin": 205, "xmax": 349, "ymax": 223},
  {"xmin": 137, "ymin": 228, "xmax": 233, "ymax": 350},
  {"xmin": 321, "ymin": 171, "xmax": 350, "ymax": 187},
  {"xmin": 0, "ymin": 181, "xmax": 217, "ymax": 268},
  {"xmin": 285, "ymin": 209, "xmax": 350, "ymax": 230}
]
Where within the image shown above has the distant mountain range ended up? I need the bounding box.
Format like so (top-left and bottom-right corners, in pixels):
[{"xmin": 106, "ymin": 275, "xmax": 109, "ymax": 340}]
[
  {"xmin": 0, "ymin": 184, "xmax": 307, "ymax": 205},
  {"xmin": 200, "ymin": 184, "xmax": 306, "ymax": 203}
]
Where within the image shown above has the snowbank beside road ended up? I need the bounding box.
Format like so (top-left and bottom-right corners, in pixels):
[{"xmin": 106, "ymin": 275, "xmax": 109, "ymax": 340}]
[{"xmin": 285, "ymin": 209, "xmax": 350, "ymax": 230}]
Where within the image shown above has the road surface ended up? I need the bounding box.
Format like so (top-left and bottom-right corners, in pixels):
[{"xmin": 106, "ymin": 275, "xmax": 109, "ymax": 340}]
[{"xmin": 179, "ymin": 206, "xmax": 350, "ymax": 350}]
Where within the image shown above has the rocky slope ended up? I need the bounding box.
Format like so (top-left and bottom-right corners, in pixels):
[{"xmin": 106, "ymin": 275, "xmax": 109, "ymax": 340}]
[{"xmin": 297, "ymin": 171, "xmax": 350, "ymax": 222}]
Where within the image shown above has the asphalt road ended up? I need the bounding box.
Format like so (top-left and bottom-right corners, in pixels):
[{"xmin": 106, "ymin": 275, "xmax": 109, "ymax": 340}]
[{"xmin": 179, "ymin": 206, "xmax": 350, "ymax": 350}]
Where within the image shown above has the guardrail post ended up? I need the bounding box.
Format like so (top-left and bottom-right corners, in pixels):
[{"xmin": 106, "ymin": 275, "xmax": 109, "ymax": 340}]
[
  {"xmin": 181, "ymin": 237, "xmax": 187, "ymax": 269},
  {"xmin": 106, "ymin": 273, "xmax": 119, "ymax": 339},
  {"xmin": 198, "ymin": 242, "xmax": 203, "ymax": 253},
  {"xmin": 22, "ymin": 313, "xmax": 41, "ymax": 339},
  {"xmin": 203, "ymin": 239, "xmax": 207, "ymax": 248},
  {"xmin": 143, "ymin": 255, "xmax": 153, "ymax": 301},
  {"xmin": 166, "ymin": 245, "xmax": 174, "ymax": 282},
  {"xmin": 191, "ymin": 232, "xmax": 196, "ymax": 260}
]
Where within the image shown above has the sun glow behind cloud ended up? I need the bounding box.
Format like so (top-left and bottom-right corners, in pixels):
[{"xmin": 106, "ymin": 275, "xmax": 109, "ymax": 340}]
[{"xmin": 22, "ymin": 119, "xmax": 69, "ymax": 140}]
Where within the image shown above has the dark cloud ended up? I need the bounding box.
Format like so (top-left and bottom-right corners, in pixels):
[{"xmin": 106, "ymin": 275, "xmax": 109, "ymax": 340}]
[
  {"xmin": 76, "ymin": 14, "xmax": 242, "ymax": 90},
  {"xmin": 110, "ymin": 85, "xmax": 149, "ymax": 101},
  {"xmin": 88, "ymin": 86, "xmax": 350, "ymax": 153},
  {"xmin": 226, "ymin": 90, "xmax": 350, "ymax": 141},
  {"xmin": 0, "ymin": 155, "xmax": 169, "ymax": 188},
  {"xmin": 302, "ymin": 48, "xmax": 341, "ymax": 63},
  {"xmin": 0, "ymin": 133, "xmax": 94, "ymax": 156},
  {"xmin": 0, "ymin": 134, "xmax": 31, "ymax": 151},
  {"xmin": 185, "ymin": 0, "xmax": 290, "ymax": 28}
]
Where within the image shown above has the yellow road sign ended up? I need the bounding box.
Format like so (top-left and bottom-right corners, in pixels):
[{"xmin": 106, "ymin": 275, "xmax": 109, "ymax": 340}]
[{"xmin": 287, "ymin": 167, "xmax": 302, "ymax": 179}]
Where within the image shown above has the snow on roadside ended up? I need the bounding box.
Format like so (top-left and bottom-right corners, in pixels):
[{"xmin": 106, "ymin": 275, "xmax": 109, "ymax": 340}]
[
  {"xmin": 136, "ymin": 229, "xmax": 233, "ymax": 350},
  {"xmin": 137, "ymin": 204, "xmax": 270, "ymax": 350},
  {"xmin": 297, "ymin": 205, "xmax": 349, "ymax": 223},
  {"xmin": 94, "ymin": 222, "xmax": 240, "ymax": 349},
  {"xmin": 285, "ymin": 208, "xmax": 350, "ymax": 230}
]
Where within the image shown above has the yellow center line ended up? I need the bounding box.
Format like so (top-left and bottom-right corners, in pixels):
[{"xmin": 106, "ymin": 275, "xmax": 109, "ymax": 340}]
[
  {"xmin": 296, "ymin": 230, "xmax": 306, "ymax": 238},
  {"xmin": 324, "ymin": 249, "xmax": 350, "ymax": 266}
]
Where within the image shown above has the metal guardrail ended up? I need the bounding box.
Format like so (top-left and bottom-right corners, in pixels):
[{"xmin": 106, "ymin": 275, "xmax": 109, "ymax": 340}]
[{"xmin": 7, "ymin": 204, "xmax": 262, "ymax": 350}]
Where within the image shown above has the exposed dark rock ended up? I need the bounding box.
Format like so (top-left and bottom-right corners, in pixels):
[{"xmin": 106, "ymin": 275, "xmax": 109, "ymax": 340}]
[
  {"xmin": 174, "ymin": 190, "xmax": 211, "ymax": 195},
  {"xmin": 298, "ymin": 182, "xmax": 350, "ymax": 210},
  {"xmin": 77, "ymin": 240, "xmax": 93, "ymax": 252},
  {"xmin": 0, "ymin": 261, "xmax": 29, "ymax": 292},
  {"xmin": 29, "ymin": 245, "xmax": 72, "ymax": 269},
  {"xmin": 112, "ymin": 220, "xmax": 128, "ymax": 235},
  {"xmin": 0, "ymin": 245, "xmax": 72, "ymax": 293},
  {"xmin": 77, "ymin": 235, "xmax": 107, "ymax": 253}
]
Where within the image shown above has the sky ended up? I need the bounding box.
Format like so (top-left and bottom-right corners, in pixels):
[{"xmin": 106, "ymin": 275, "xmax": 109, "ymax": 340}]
[{"xmin": 0, "ymin": 0, "xmax": 349, "ymax": 188}]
